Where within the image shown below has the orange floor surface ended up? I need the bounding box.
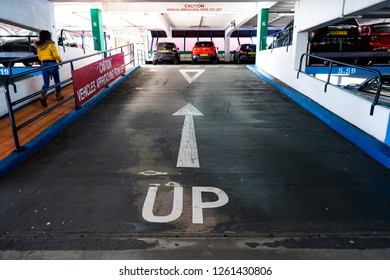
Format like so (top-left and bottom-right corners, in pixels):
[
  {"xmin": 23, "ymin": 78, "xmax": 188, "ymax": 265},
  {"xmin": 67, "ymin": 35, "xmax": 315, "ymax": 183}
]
[{"xmin": 0, "ymin": 85, "xmax": 76, "ymax": 161}]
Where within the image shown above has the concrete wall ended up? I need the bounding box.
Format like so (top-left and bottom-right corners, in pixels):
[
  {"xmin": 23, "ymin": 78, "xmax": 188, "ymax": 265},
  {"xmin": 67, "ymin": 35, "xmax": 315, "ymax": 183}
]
[
  {"xmin": 255, "ymin": 0, "xmax": 390, "ymax": 147},
  {"xmin": 0, "ymin": 0, "xmax": 53, "ymax": 31},
  {"xmin": 295, "ymin": 0, "xmax": 390, "ymax": 31}
]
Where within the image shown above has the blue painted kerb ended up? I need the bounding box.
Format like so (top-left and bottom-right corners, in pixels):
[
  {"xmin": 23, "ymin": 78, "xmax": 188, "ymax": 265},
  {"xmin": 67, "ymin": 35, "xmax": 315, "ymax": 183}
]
[
  {"xmin": 247, "ymin": 65, "xmax": 390, "ymax": 169},
  {"xmin": 0, "ymin": 66, "xmax": 140, "ymax": 178}
]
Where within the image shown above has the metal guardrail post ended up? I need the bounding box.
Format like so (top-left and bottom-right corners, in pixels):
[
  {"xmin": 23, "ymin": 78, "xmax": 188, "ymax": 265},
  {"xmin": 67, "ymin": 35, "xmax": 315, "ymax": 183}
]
[
  {"xmin": 297, "ymin": 53, "xmax": 383, "ymax": 115},
  {"xmin": 4, "ymin": 77, "xmax": 23, "ymax": 151},
  {"xmin": 325, "ymin": 61, "xmax": 333, "ymax": 92},
  {"xmin": 2, "ymin": 43, "xmax": 134, "ymax": 151}
]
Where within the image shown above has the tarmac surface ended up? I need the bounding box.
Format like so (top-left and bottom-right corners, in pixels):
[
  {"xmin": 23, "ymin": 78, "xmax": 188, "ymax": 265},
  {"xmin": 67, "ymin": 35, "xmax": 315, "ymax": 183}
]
[{"xmin": 0, "ymin": 64, "xmax": 390, "ymax": 259}]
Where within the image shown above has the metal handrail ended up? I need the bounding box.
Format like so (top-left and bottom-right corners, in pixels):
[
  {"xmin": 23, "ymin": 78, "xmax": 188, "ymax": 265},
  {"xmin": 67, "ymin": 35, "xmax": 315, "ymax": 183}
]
[
  {"xmin": 267, "ymin": 28, "xmax": 293, "ymax": 51},
  {"xmin": 137, "ymin": 49, "xmax": 146, "ymax": 65},
  {"xmin": 297, "ymin": 53, "xmax": 383, "ymax": 116},
  {"xmin": 3, "ymin": 43, "xmax": 134, "ymax": 151}
]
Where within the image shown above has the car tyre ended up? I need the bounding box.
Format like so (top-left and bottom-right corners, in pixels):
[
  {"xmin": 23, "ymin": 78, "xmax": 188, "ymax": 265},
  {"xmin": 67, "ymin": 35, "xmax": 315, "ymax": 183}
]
[{"xmin": 23, "ymin": 61, "xmax": 34, "ymax": 67}]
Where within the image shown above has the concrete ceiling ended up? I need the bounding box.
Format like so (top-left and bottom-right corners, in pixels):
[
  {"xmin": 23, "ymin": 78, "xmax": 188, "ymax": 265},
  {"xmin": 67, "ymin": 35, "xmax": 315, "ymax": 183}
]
[{"xmin": 52, "ymin": 1, "xmax": 296, "ymax": 34}]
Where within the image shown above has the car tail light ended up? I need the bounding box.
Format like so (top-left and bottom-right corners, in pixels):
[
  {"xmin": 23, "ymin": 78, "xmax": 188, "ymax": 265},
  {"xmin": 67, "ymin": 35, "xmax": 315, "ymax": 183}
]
[{"xmin": 240, "ymin": 50, "xmax": 245, "ymax": 54}]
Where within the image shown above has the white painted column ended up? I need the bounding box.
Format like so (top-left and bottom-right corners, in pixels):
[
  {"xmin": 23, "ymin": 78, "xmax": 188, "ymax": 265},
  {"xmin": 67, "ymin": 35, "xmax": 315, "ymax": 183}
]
[{"xmin": 224, "ymin": 35, "xmax": 231, "ymax": 63}]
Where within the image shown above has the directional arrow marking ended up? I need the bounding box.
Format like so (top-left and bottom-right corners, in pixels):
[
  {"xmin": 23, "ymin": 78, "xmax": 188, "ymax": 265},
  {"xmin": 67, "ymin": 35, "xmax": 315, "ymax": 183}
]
[
  {"xmin": 173, "ymin": 103, "xmax": 204, "ymax": 168},
  {"xmin": 179, "ymin": 69, "xmax": 205, "ymax": 84}
]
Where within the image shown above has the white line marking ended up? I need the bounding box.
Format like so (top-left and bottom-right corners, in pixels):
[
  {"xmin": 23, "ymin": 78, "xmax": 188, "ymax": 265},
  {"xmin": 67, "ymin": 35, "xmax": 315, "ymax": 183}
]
[
  {"xmin": 173, "ymin": 103, "xmax": 204, "ymax": 168},
  {"xmin": 179, "ymin": 69, "xmax": 205, "ymax": 84},
  {"xmin": 142, "ymin": 186, "xmax": 183, "ymax": 223},
  {"xmin": 192, "ymin": 187, "xmax": 229, "ymax": 224}
]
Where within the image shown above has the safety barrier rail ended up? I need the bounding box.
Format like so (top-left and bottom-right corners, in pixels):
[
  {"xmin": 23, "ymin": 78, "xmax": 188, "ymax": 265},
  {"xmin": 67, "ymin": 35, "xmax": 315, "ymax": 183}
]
[
  {"xmin": 297, "ymin": 53, "xmax": 382, "ymax": 116},
  {"xmin": 266, "ymin": 27, "xmax": 293, "ymax": 51},
  {"xmin": 3, "ymin": 43, "xmax": 135, "ymax": 152},
  {"xmin": 58, "ymin": 29, "xmax": 95, "ymax": 54},
  {"xmin": 137, "ymin": 49, "xmax": 146, "ymax": 65}
]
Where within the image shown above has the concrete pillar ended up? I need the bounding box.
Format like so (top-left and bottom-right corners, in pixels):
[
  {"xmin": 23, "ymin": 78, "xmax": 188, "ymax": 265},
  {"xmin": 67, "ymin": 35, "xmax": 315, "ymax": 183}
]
[
  {"xmin": 224, "ymin": 35, "xmax": 231, "ymax": 63},
  {"xmin": 166, "ymin": 29, "xmax": 173, "ymax": 41},
  {"xmin": 90, "ymin": 8, "xmax": 105, "ymax": 51},
  {"xmin": 47, "ymin": 1, "xmax": 57, "ymax": 41},
  {"xmin": 258, "ymin": 8, "xmax": 269, "ymax": 51}
]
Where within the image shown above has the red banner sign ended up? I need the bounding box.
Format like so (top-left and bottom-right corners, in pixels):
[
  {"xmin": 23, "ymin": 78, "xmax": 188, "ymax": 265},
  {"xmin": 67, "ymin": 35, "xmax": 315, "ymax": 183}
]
[{"xmin": 72, "ymin": 53, "xmax": 125, "ymax": 107}]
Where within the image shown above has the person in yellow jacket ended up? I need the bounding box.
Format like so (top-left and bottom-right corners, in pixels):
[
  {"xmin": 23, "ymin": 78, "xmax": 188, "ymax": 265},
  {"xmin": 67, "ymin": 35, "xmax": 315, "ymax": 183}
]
[{"xmin": 33, "ymin": 30, "xmax": 63, "ymax": 107}]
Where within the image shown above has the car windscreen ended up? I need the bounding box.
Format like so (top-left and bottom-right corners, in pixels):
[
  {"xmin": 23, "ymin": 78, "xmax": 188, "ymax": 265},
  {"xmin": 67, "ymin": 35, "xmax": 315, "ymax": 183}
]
[
  {"xmin": 372, "ymin": 25, "xmax": 390, "ymax": 33},
  {"xmin": 242, "ymin": 44, "xmax": 256, "ymax": 51},
  {"xmin": 157, "ymin": 43, "xmax": 176, "ymax": 50},
  {"xmin": 195, "ymin": 42, "xmax": 214, "ymax": 47},
  {"xmin": 359, "ymin": 76, "xmax": 390, "ymax": 96}
]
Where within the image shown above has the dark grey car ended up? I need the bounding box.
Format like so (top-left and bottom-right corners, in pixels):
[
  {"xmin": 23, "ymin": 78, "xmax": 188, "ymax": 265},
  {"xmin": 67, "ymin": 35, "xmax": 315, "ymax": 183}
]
[
  {"xmin": 233, "ymin": 44, "xmax": 256, "ymax": 63},
  {"xmin": 153, "ymin": 42, "xmax": 180, "ymax": 65}
]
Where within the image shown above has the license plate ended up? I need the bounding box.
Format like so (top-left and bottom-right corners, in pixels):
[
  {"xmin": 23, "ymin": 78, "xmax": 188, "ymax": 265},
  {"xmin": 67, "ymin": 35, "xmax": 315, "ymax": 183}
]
[
  {"xmin": 161, "ymin": 50, "xmax": 169, "ymax": 53},
  {"xmin": 200, "ymin": 54, "xmax": 208, "ymax": 57},
  {"xmin": 248, "ymin": 52, "xmax": 256, "ymax": 55},
  {"xmin": 330, "ymin": 30, "xmax": 348, "ymax": 36},
  {"xmin": 388, "ymin": 49, "xmax": 390, "ymax": 52}
]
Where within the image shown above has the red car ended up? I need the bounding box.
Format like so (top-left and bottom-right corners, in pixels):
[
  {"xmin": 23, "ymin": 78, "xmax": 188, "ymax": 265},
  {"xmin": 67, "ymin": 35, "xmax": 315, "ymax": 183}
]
[
  {"xmin": 360, "ymin": 23, "xmax": 390, "ymax": 52},
  {"xmin": 191, "ymin": 41, "xmax": 218, "ymax": 64},
  {"xmin": 359, "ymin": 23, "xmax": 390, "ymax": 64}
]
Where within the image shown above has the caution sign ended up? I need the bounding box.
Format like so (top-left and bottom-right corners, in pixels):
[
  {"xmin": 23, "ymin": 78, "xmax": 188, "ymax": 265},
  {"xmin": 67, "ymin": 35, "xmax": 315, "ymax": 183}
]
[{"xmin": 72, "ymin": 53, "xmax": 125, "ymax": 108}]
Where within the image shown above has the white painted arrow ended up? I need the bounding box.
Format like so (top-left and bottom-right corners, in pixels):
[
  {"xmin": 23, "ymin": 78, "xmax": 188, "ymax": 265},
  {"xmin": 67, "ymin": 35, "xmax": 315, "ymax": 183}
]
[
  {"xmin": 173, "ymin": 103, "xmax": 204, "ymax": 168},
  {"xmin": 179, "ymin": 69, "xmax": 205, "ymax": 84}
]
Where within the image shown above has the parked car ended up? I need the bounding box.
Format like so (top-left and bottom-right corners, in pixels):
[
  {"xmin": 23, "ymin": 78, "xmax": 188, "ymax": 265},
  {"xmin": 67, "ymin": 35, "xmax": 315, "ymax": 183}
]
[
  {"xmin": 308, "ymin": 18, "xmax": 370, "ymax": 65},
  {"xmin": 310, "ymin": 19, "xmax": 362, "ymax": 52},
  {"xmin": 57, "ymin": 29, "xmax": 78, "ymax": 48},
  {"xmin": 269, "ymin": 20, "xmax": 293, "ymax": 49},
  {"xmin": 0, "ymin": 26, "xmax": 12, "ymax": 45},
  {"xmin": 153, "ymin": 42, "xmax": 180, "ymax": 65},
  {"xmin": 0, "ymin": 29, "xmax": 39, "ymax": 67},
  {"xmin": 191, "ymin": 41, "xmax": 218, "ymax": 64},
  {"xmin": 359, "ymin": 23, "xmax": 390, "ymax": 64},
  {"xmin": 343, "ymin": 74, "xmax": 390, "ymax": 98},
  {"xmin": 233, "ymin": 44, "xmax": 256, "ymax": 63}
]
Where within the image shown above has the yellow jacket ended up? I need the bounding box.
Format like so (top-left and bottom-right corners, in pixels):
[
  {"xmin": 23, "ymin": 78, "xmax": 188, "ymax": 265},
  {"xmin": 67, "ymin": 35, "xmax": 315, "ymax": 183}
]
[{"xmin": 33, "ymin": 40, "xmax": 62, "ymax": 62}]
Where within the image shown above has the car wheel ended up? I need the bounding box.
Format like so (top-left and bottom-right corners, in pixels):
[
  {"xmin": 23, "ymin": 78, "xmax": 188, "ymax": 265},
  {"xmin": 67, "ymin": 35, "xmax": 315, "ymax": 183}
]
[
  {"xmin": 352, "ymin": 57, "xmax": 368, "ymax": 66},
  {"xmin": 23, "ymin": 61, "xmax": 34, "ymax": 67}
]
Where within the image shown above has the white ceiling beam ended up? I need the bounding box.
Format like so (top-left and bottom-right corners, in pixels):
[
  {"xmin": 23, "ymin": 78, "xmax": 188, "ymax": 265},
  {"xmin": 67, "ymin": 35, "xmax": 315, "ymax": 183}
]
[
  {"xmin": 225, "ymin": 11, "xmax": 259, "ymax": 36},
  {"xmin": 156, "ymin": 13, "xmax": 172, "ymax": 38}
]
